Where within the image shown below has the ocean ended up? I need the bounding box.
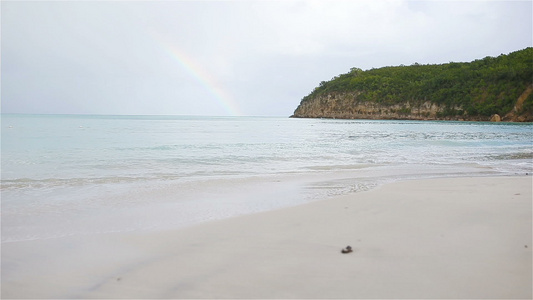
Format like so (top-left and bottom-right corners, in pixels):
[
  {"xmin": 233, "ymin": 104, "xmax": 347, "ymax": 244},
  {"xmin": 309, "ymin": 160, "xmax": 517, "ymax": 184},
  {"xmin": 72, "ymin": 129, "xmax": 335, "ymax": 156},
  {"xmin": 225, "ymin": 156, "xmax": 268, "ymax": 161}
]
[{"xmin": 2, "ymin": 114, "xmax": 532, "ymax": 242}]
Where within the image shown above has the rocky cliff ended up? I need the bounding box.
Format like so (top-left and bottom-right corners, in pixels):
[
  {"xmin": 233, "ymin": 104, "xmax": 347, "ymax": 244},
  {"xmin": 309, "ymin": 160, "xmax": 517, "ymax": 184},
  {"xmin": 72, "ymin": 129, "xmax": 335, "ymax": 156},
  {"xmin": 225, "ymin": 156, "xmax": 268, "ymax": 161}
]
[
  {"xmin": 292, "ymin": 85, "xmax": 533, "ymax": 122},
  {"xmin": 292, "ymin": 92, "xmax": 464, "ymax": 120}
]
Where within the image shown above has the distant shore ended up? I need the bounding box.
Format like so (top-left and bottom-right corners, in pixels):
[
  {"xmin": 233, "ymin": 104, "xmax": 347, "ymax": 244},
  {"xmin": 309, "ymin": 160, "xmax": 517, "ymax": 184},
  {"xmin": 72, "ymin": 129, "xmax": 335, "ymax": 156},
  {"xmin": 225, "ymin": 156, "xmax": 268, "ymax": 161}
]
[
  {"xmin": 2, "ymin": 176, "xmax": 532, "ymax": 299},
  {"xmin": 289, "ymin": 113, "xmax": 533, "ymax": 122}
]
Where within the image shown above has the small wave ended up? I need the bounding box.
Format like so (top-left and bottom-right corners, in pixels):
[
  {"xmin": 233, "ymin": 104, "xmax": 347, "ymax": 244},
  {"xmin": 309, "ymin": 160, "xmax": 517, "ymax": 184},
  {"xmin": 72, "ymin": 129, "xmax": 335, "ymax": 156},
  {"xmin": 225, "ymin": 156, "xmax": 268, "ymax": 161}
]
[
  {"xmin": 486, "ymin": 152, "xmax": 533, "ymax": 160},
  {"xmin": 0, "ymin": 176, "xmax": 156, "ymax": 190},
  {"xmin": 305, "ymin": 164, "xmax": 376, "ymax": 171}
]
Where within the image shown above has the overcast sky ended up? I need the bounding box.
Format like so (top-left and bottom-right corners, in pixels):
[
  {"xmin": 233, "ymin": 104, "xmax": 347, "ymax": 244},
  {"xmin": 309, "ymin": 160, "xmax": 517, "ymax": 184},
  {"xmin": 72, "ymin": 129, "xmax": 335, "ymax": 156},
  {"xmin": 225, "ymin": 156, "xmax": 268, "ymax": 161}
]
[{"xmin": 2, "ymin": 0, "xmax": 532, "ymax": 116}]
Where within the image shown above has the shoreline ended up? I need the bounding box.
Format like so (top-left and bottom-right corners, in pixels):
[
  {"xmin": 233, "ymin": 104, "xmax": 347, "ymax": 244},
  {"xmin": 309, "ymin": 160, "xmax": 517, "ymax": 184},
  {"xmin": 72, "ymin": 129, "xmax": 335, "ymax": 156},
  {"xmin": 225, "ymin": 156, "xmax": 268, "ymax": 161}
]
[
  {"xmin": 290, "ymin": 114, "xmax": 533, "ymax": 123},
  {"xmin": 2, "ymin": 176, "xmax": 532, "ymax": 299},
  {"xmin": 3, "ymin": 163, "xmax": 505, "ymax": 244}
]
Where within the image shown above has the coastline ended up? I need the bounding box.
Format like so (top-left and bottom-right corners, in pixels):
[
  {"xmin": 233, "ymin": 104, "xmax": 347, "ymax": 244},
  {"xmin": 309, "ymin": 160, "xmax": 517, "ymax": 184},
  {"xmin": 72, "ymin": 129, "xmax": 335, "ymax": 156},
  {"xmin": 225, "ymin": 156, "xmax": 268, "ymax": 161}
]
[
  {"xmin": 289, "ymin": 114, "xmax": 533, "ymax": 122},
  {"xmin": 2, "ymin": 176, "xmax": 532, "ymax": 299}
]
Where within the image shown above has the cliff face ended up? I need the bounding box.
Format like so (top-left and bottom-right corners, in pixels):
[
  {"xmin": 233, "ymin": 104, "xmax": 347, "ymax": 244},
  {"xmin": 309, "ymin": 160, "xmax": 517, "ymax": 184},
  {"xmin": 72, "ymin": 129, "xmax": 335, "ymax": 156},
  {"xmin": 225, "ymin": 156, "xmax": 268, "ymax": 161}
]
[
  {"xmin": 292, "ymin": 92, "xmax": 470, "ymax": 120},
  {"xmin": 504, "ymin": 84, "xmax": 533, "ymax": 122},
  {"xmin": 291, "ymin": 88, "xmax": 533, "ymax": 122}
]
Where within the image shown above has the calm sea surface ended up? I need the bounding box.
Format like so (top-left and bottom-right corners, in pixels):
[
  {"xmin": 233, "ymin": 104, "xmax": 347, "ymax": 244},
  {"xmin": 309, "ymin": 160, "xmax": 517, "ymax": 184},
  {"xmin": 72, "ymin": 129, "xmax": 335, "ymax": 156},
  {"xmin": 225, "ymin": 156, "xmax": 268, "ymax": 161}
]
[{"xmin": 2, "ymin": 114, "xmax": 532, "ymax": 242}]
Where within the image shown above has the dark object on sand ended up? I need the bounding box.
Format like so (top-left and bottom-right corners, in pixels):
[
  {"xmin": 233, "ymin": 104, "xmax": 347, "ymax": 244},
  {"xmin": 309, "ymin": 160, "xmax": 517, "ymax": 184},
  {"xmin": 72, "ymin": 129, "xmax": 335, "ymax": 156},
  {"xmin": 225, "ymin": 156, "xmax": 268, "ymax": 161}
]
[{"xmin": 341, "ymin": 246, "xmax": 353, "ymax": 254}]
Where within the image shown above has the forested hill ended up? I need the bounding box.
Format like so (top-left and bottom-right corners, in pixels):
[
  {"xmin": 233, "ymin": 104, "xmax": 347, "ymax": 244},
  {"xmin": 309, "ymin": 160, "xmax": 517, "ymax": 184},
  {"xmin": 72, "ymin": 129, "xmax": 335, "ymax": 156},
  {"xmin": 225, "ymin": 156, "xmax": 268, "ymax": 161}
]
[{"xmin": 292, "ymin": 48, "xmax": 533, "ymax": 122}]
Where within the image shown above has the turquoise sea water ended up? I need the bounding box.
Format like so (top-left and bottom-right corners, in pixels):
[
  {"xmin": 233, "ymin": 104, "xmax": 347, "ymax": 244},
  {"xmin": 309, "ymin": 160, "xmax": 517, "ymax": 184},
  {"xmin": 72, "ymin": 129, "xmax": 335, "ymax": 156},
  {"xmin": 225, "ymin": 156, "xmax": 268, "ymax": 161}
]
[{"xmin": 2, "ymin": 114, "xmax": 532, "ymax": 242}]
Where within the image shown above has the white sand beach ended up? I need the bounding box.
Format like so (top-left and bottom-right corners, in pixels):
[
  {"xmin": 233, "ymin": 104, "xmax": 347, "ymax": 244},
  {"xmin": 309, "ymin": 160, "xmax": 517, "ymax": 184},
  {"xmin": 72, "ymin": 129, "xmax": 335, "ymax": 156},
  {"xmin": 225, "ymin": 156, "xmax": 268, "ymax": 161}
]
[{"xmin": 2, "ymin": 176, "xmax": 532, "ymax": 299}]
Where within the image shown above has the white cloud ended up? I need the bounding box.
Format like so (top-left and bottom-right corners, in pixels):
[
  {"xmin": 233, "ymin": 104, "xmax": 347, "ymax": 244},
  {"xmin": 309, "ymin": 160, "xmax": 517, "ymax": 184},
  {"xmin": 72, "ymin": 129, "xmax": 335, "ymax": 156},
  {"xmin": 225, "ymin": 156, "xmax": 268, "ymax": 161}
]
[{"xmin": 2, "ymin": 0, "xmax": 531, "ymax": 116}]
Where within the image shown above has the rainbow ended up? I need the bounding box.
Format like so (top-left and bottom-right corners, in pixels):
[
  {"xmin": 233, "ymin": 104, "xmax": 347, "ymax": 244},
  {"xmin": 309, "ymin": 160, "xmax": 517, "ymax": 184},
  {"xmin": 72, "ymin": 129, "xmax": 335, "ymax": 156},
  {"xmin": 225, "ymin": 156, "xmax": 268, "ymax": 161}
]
[{"xmin": 155, "ymin": 38, "xmax": 242, "ymax": 116}]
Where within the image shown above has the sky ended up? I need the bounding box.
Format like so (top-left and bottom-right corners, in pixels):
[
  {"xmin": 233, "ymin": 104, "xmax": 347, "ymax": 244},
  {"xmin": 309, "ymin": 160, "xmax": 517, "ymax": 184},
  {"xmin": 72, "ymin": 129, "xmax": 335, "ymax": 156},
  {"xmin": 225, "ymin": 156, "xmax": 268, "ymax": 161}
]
[{"xmin": 2, "ymin": 0, "xmax": 532, "ymax": 117}]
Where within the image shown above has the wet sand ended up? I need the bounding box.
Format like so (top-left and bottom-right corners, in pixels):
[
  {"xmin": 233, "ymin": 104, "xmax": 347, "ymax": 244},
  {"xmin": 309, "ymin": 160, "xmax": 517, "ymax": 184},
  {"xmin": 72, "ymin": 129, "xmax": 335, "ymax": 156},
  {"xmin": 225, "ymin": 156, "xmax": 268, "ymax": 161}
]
[{"xmin": 2, "ymin": 176, "xmax": 532, "ymax": 299}]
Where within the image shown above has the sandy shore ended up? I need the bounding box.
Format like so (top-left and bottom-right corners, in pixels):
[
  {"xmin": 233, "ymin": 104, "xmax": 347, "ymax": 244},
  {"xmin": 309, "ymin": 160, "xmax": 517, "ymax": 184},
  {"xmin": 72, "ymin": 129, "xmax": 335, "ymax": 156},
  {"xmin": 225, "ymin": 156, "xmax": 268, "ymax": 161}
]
[{"xmin": 2, "ymin": 176, "xmax": 532, "ymax": 299}]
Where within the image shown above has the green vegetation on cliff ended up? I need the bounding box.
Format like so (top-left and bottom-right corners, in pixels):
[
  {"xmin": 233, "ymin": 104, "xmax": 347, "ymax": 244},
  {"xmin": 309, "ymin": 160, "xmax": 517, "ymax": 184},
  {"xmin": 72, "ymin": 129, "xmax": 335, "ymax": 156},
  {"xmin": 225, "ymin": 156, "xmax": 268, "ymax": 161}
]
[{"xmin": 298, "ymin": 48, "xmax": 533, "ymax": 119}]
